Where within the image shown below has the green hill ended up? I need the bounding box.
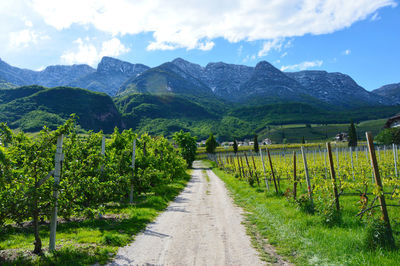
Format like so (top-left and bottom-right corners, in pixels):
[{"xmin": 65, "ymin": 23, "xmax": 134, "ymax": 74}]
[
  {"xmin": 1, "ymin": 85, "xmax": 400, "ymax": 142},
  {"xmin": 0, "ymin": 86, "xmax": 121, "ymax": 132}
]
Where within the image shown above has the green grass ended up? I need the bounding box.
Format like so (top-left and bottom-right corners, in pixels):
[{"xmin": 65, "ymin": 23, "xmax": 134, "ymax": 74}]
[
  {"xmin": 209, "ymin": 161, "xmax": 400, "ymax": 265},
  {"xmin": 0, "ymin": 174, "xmax": 190, "ymax": 265}
]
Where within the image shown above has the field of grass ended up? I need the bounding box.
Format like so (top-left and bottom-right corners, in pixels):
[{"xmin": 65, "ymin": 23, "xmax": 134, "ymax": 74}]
[
  {"xmin": 209, "ymin": 159, "xmax": 400, "ymax": 265},
  {"xmin": 0, "ymin": 173, "xmax": 190, "ymax": 265}
]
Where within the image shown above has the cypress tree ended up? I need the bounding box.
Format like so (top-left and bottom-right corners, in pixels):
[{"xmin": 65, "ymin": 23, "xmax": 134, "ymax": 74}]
[
  {"xmin": 253, "ymin": 134, "xmax": 259, "ymax": 153},
  {"xmin": 233, "ymin": 139, "xmax": 238, "ymax": 154},
  {"xmin": 348, "ymin": 120, "xmax": 358, "ymax": 147},
  {"xmin": 205, "ymin": 133, "xmax": 217, "ymax": 154}
]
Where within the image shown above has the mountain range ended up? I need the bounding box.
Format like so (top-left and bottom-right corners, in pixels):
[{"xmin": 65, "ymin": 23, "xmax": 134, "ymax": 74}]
[
  {"xmin": 1, "ymin": 56, "xmax": 397, "ymax": 107},
  {"xmin": 0, "ymin": 56, "xmax": 399, "ymax": 141}
]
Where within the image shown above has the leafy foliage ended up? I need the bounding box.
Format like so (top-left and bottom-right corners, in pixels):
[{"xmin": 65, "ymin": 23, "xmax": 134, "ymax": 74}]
[
  {"xmin": 0, "ymin": 118, "xmax": 187, "ymax": 254},
  {"xmin": 173, "ymin": 130, "xmax": 197, "ymax": 168},
  {"xmin": 375, "ymin": 128, "xmax": 400, "ymax": 145},
  {"xmin": 205, "ymin": 133, "xmax": 217, "ymax": 154}
]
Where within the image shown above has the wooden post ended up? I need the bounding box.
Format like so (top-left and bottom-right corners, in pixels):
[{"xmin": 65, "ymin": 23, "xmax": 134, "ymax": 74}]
[
  {"xmin": 49, "ymin": 134, "xmax": 64, "ymax": 251},
  {"xmin": 366, "ymin": 132, "xmax": 394, "ymax": 244},
  {"xmin": 326, "ymin": 143, "xmax": 340, "ymax": 211},
  {"xmin": 239, "ymin": 156, "xmax": 246, "ymax": 180},
  {"xmin": 324, "ymin": 148, "xmax": 328, "ymax": 179},
  {"xmin": 251, "ymin": 155, "xmax": 260, "ymax": 186},
  {"xmin": 350, "ymin": 148, "xmax": 355, "ymax": 181},
  {"xmin": 293, "ymin": 151, "xmax": 297, "ymax": 200},
  {"xmin": 356, "ymin": 146, "xmax": 358, "ymax": 162},
  {"xmin": 101, "ymin": 135, "xmax": 106, "ymax": 155},
  {"xmin": 394, "ymin": 144, "xmax": 398, "ymax": 178},
  {"xmin": 236, "ymin": 154, "xmax": 242, "ymax": 178},
  {"xmin": 100, "ymin": 135, "xmax": 106, "ymax": 172},
  {"xmin": 378, "ymin": 146, "xmax": 381, "ymax": 162},
  {"xmin": 336, "ymin": 147, "xmax": 340, "ymax": 179},
  {"xmin": 259, "ymin": 150, "xmax": 270, "ymax": 190},
  {"xmin": 244, "ymin": 153, "xmax": 253, "ymax": 184},
  {"xmin": 301, "ymin": 146, "xmax": 313, "ymax": 204},
  {"xmin": 267, "ymin": 148, "xmax": 279, "ymax": 194},
  {"xmin": 129, "ymin": 139, "xmax": 136, "ymax": 204}
]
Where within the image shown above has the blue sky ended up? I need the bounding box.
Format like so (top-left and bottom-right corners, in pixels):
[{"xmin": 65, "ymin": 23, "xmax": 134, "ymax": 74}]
[{"xmin": 0, "ymin": 0, "xmax": 399, "ymax": 91}]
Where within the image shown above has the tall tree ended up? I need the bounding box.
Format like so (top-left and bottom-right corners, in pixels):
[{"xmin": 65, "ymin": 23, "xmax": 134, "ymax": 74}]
[
  {"xmin": 348, "ymin": 120, "xmax": 358, "ymax": 147},
  {"xmin": 253, "ymin": 134, "xmax": 259, "ymax": 153},
  {"xmin": 173, "ymin": 130, "xmax": 197, "ymax": 168},
  {"xmin": 205, "ymin": 133, "xmax": 217, "ymax": 154},
  {"xmin": 233, "ymin": 139, "xmax": 238, "ymax": 154}
]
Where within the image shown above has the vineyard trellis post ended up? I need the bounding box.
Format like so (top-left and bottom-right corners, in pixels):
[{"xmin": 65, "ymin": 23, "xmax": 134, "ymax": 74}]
[
  {"xmin": 393, "ymin": 144, "xmax": 398, "ymax": 178},
  {"xmin": 239, "ymin": 156, "xmax": 246, "ymax": 180},
  {"xmin": 244, "ymin": 153, "xmax": 253, "ymax": 184},
  {"xmin": 251, "ymin": 155, "xmax": 260, "ymax": 186},
  {"xmin": 235, "ymin": 153, "xmax": 242, "ymax": 179},
  {"xmin": 366, "ymin": 132, "xmax": 394, "ymax": 245},
  {"xmin": 267, "ymin": 148, "xmax": 279, "ymax": 194},
  {"xmin": 301, "ymin": 146, "xmax": 313, "ymax": 205},
  {"xmin": 327, "ymin": 143, "xmax": 340, "ymax": 211},
  {"xmin": 49, "ymin": 134, "xmax": 64, "ymax": 251},
  {"xmin": 293, "ymin": 151, "xmax": 297, "ymax": 200},
  {"xmin": 336, "ymin": 147, "xmax": 340, "ymax": 179},
  {"xmin": 129, "ymin": 138, "xmax": 136, "ymax": 204},
  {"xmin": 101, "ymin": 135, "xmax": 105, "ymax": 172},
  {"xmin": 259, "ymin": 149, "xmax": 269, "ymax": 190},
  {"xmin": 350, "ymin": 148, "xmax": 355, "ymax": 181},
  {"xmin": 377, "ymin": 146, "xmax": 381, "ymax": 162},
  {"xmin": 366, "ymin": 147, "xmax": 374, "ymax": 183}
]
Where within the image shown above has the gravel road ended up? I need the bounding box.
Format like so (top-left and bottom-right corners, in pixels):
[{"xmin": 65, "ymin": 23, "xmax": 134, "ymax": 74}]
[{"xmin": 108, "ymin": 161, "xmax": 265, "ymax": 266}]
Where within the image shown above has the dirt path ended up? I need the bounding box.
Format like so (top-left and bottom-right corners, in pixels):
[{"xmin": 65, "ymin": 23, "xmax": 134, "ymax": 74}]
[{"xmin": 108, "ymin": 161, "xmax": 265, "ymax": 265}]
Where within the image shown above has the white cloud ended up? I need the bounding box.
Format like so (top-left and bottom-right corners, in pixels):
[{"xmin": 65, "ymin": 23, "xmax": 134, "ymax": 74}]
[
  {"xmin": 30, "ymin": 0, "xmax": 396, "ymax": 51},
  {"xmin": 258, "ymin": 39, "xmax": 283, "ymax": 57},
  {"xmin": 371, "ymin": 12, "xmax": 381, "ymax": 21},
  {"xmin": 280, "ymin": 60, "xmax": 323, "ymax": 71},
  {"xmin": 9, "ymin": 29, "xmax": 49, "ymax": 48},
  {"xmin": 343, "ymin": 49, "xmax": 351, "ymax": 55},
  {"xmin": 61, "ymin": 37, "xmax": 130, "ymax": 66},
  {"xmin": 24, "ymin": 20, "xmax": 33, "ymax": 27},
  {"xmin": 281, "ymin": 52, "xmax": 288, "ymax": 58},
  {"xmin": 101, "ymin": 38, "xmax": 130, "ymax": 57}
]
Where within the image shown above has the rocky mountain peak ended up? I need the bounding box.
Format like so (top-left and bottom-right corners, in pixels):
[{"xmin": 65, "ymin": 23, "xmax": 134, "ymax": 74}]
[
  {"xmin": 97, "ymin": 56, "xmax": 139, "ymax": 74},
  {"xmin": 254, "ymin": 61, "xmax": 281, "ymax": 73},
  {"xmin": 372, "ymin": 82, "xmax": 400, "ymax": 104}
]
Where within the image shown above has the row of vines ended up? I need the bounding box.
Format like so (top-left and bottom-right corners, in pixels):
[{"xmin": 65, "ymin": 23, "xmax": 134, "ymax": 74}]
[
  {"xmin": 0, "ymin": 117, "xmax": 187, "ymax": 254},
  {"xmin": 212, "ymin": 133, "xmax": 400, "ymax": 249}
]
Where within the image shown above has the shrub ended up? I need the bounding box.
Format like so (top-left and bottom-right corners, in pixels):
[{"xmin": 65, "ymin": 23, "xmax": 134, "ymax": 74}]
[
  {"xmin": 296, "ymin": 194, "xmax": 315, "ymax": 214},
  {"xmin": 364, "ymin": 218, "xmax": 395, "ymax": 250}
]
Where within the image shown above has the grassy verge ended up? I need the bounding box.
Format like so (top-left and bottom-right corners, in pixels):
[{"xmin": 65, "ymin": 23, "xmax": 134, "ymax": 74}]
[
  {"xmin": 0, "ymin": 173, "xmax": 191, "ymax": 265},
  {"xmin": 209, "ymin": 161, "xmax": 400, "ymax": 265}
]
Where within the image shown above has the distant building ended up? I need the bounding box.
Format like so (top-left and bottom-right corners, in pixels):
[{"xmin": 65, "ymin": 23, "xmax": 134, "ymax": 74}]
[
  {"xmin": 262, "ymin": 138, "xmax": 272, "ymax": 145},
  {"xmin": 335, "ymin": 132, "xmax": 348, "ymax": 142},
  {"xmin": 221, "ymin": 141, "xmax": 234, "ymax": 147},
  {"xmin": 238, "ymin": 141, "xmax": 249, "ymax": 146},
  {"xmin": 384, "ymin": 114, "xmax": 400, "ymax": 129}
]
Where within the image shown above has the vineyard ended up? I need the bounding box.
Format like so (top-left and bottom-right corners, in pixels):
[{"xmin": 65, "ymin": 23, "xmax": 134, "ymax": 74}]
[
  {"xmin": 211, "ymin": 133, "xmax": 400, "ymax": 255},
  {"xmin": 0, "ymin": 117, "xmax": 189, "ymax": 264}
]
